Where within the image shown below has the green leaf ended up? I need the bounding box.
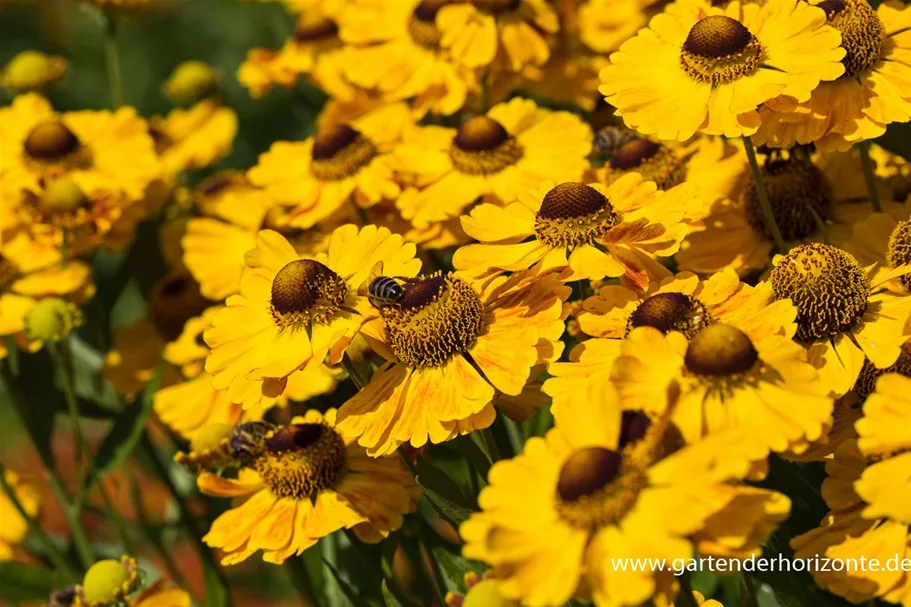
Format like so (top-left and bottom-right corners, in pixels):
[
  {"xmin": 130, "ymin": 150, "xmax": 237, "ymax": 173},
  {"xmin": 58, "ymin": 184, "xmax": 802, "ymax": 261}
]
[
  {"xmin": 323, "ymin": 559, "xmax": 375, "ymax": 607},
  {"xmin": 416, "ymin": 456, "xmax": 471, "ymax": 510},
  {"xmin": 0, "ymin": 561, "xmax": 54, "ymax": 601},
  {"xmin": 83, "ymin": 369, "xmax": 161, "ymax": 496},
  {"xmin": 453, "ymin": 436, "xmax": 491, "ymax": 481},
  {"xmin": 419, "ymin": 486, "xmax": 474, "ymax": 528},
  {"xmin": 430, "ymin": 544, "xmax": 485, "ymax": 594},
  {"xmin": 382, "ymin": 579, "xmax": 405, "ymax": 607},
  {"xmin": 202, "ymin": 558, "xmax": 229, "ymax": 607}
]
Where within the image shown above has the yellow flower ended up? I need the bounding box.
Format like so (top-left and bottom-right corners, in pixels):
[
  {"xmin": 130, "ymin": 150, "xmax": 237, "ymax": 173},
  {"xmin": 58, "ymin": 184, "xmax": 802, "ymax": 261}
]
[
  {"xmin": 198, "ymin": 409, "xmax": 421, "ymax": 565},
  {"xmin": 0, "ymin": 469, "xmax": 40, "ymax": 561},
  {"xmin": 339, "ymin": 0, "xmax": 475, "ymax": 116},
  {"xmin": 0, "ymin": 230, "xmax": 93, "ymax": 358},
  {"xmin": 792, "ymin": 382, "xmax": 911, "ymax": 607},
  {"xmin": 162, "ymin": 60, "xmax": 220, "ymax": 104},
  {"xmin": 149, "ymin": 100, "xmax": 238, "ymax": 175},
  {"xmin": 460, "ymin": 385, "xmax": 788, "ymax": 607},
  {"xmin": 578, "ymin": 0, "xmax": 651, "ymax": 55},
  {"xmin": 436, "ymin": 0, "xmax": 559, "ymax": 72},
  {"xmin": 676, "ymin": 147, "xmax": 891, "ymax": 276},
  {"xmin": 204, "ymin": 225, "xmax": 420, "ymax": 409},
  {"xmin": 1, "ymin": 50, "xmax": 67, "ymax": 92},
  {"xmin": 238, "ymin": 9, "xmax": 354, "ymax": 100},
  {"xmin": 770, "ymin": 243, "xmax": 911, "ymax": 397},
  {"xmin": 755, "ymin": 0, "xmax": 911, "ymax": 151},
  {"xmin": 452, "ymin": 176, "xmax": 701, "ymax": 288},
  {"xmin": 835, "ymin": 201, "xmax": 910, "ymax": 294},
  {"xmin": 335, "ymin": 269, "xmax": 569, "ymax": 456},
  {"xmin": 600, "ymin": 0, "xmax": 845, "ymax": 140},
  {"xmin": 247, "ymin": 103, "xmax": 410, "ymax": 229},
  {"xmin": 392, "ymin": 98, "xmax": 592, "ymax": 229},
  {"xmin": 129, "ymin": 580, "xmax": 191, "ymax": 607},
  {"xmin": 364, "ymin": 202, "xmax": 470, "ymax": 252}
]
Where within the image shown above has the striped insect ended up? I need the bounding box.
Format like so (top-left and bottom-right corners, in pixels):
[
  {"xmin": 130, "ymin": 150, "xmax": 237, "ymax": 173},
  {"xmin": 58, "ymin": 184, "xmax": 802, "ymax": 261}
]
[
  {"xmin": 358, "ymin": 261, "xmax": 411, "ymax": 308},
  {"xmin": 593, "ymin": 125, "xmax": 638, "ymax": 157}
]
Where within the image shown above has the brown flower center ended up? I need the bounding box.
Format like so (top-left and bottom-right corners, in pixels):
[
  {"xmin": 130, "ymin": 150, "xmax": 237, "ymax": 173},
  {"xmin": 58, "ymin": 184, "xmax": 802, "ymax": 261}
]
[
  {"xmin": 771, "ymin": 244, "xmax": 870, "ymax": 342},
  {"xmin": 270, "ymin": 259, "xmax": 349, "ymax": 328},
  {"xmin": 254, "ymin": 423, "xmax": 347, "ymax": 499},
  {"xmin": 382, "ymin": 273, "xmax": 486, "ymax": 368},
  {"xmin": 450, "ymin": 116, "xmax": 523, "ymax": 175},
  {"xmin": 24, "ymin": 120, "xmax": 80, "ymax": 160},
  {"xmin": 680, "ymin": 16, "xmax": 762, "ymax": 85},
  {"xmin": 627, "ymin": 292, "xmax": 712, "ymax": 338},
  {"xmin": 743, "ymin": 155, "xmax": 833, "ymax": 242},
  {"xmin": 409, "ymin": 0, "xmax": 449, "ymax": 49},
  {"xmin": 310, "ymin": 125, "xmax": 378, "ymax": 181},
  {"xmin": 619, "ymin": 411, "xmax": 651, "ymax": 448},
  {"xmin": 533, "ymin": 182, "xmax": 621, "ymax": 249},
  {"xmin": 685, "ymin": 324, "xmax": 759, "ymax": 377},
  {"xmin": 822, "ymin": 0, "xmax": 885, "ymax": 79},
  {"xmin": 887, "ymin": 219, "xmax": 911, "ymax": 291},
  {"xmin": 555, "ymin": 446, "xmax": 646, "ymax": 529},
  {"xmin": 854, "ymin": 344, "xmax": 911, "ymax": 399},
  {"xmin": 294, "ymin": 17, "xmax": 339, "ymax": 42},
  {"xmin": 0, "ymin": 254, "xmax": 19, "ymax": 292},
  {"xmin": 607, "ymin": 138, "xmax": 686, "ymax": 190},
  {"xmin": 472, "ymin": 0, "xmax": 520, "ymax": 14}
]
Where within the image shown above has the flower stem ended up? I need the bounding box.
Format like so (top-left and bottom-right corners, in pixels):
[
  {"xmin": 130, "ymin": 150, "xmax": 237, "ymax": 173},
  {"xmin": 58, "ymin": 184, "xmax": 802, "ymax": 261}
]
[
  {"xmin": 0, "ymin": 462, "xmax": 78, "ymax": 582},
  {"xmin": 342, "ymin": 352, "xmax": 371, "ymax": 390},
  {"xmin": 858, "ymin": 141, "xmax": 882, "ymax": 213},
  {"xmin": 285, "ymin": 556, "xmax": 321, "ymax": 606},
  {"xmin": 741, "ymin": 136, "xmax": 786, "ymax": 254},
  {"xmin": 103, "ymin": 12, "xmax": 125, "ymax": 109},
  {"xmin": 677, "ymin": 572, "xmax": 701, "ymax": 607}
]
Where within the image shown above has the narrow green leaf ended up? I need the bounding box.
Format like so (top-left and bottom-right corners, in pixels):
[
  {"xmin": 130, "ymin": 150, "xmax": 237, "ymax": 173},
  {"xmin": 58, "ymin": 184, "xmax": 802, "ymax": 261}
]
[
  {"xmin": 323, "ymin": 558, "xmax": 374, "ymax": 607},
  {"xmin": 430, "ymin": 544, "xmax": 485, "ymax": 593},
  {"xmin": 453, "ymin": 435, "xmax": 491, "ymax": 480},
  {"xmin": 415, "ymin": 456, "xmax": 471, "ymax": 509},
  {"xmin": 0, "ymin": 561, "xmax": 54, "ymax": 601},
  {"xmin": 203, "ymin": 559, "xmax": 229, "ymax": 607},
  {"xmin": 382, "ymin": 579, "xmax": 405, "ymax": 607},
  {"xmin": 419, "ymin": 485, "xmax": 474, "ymax": 528}
]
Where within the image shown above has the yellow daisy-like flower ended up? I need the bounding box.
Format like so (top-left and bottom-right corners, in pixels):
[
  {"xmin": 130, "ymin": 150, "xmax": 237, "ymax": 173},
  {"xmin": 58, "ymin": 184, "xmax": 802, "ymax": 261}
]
[
  {"xmin": 599, "ymin": 0, "xmax": 845, "ymax": 140},
  {"xmin": 238, "ymin": 9, "xmax": 354, "ymax": 101},
  {"xmin": 247, "ymin": 103, "xmax": 410, "ymax": 229},
  {"xmin": 1, "ymin": 50, "xmax": 67, "ymax": 92},
  {"xmin": 0, "ymin": 230, "xmax": 93, "ymax": 359},
  {"xmin": 770, "ymin": 243, "xmax": 911, "ymax": 397},
  {"xmin": 436, "ymin": 0, "xmax": 559, "ymax": 72},
  {"xmin": 149, "ymin": 100, "xmax": 238, "ymax": 176},
  {"xmin": 578, "ymin": 0, "xmax": 651, "ymax": 56},
  {"xmin": 452, "ymin": 176, "xmax": 702, "ymax": 288},
  {"xmin": 339, "ymin": 0, "xmax": 474, "ymax": 116},
  {"xmin": 836, "ymin": 202, "xmax": 911, "ymax": 294},
  {"xmin": 392, "ymin": 98, "xmax": 592, "ymax": 229},
  {"xmin": 792, "ymin": 374, "xmax": 911, "ymax": 607},
  {"xmin": 128, "ymin": 580, "xmax": 191, "ymax": 607},
  {"xmin": 0, "ymin": 469, "xmax": 40, "ymax": 561},
  {"xmin": 364, "ymin": 202, "xmax": 470, "ymax": 251},
  {"xmin": 460, "ymin": 385, "xmax": 788, "ymax": 607},
  {"xmin": 676, "ymin": 147, "xmax": 891, "ymax": 276},
  {"xmin": 204, "ymin": 225, "xmax": 420, "ymax": 408},
  {"xmin": 754, "ymin": 0, "xmax": 911, "ymax": 151},
  {"xmin": 198, "ymin": 409, "xmax": 421, "ymax": 565},
  {"xmin": 335, "ymin": 269, "xmax": 569, "ymax": 456},
  {"xmin": 162, "ymin": 60, "xmax": 220, "ymax": 105}
]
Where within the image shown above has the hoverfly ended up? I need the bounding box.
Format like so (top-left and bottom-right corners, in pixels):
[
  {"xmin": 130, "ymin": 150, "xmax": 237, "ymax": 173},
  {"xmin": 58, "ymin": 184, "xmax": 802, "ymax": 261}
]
[{"xmin": 358, "ymin": 261, "xmax": 415, "ymax": 308}]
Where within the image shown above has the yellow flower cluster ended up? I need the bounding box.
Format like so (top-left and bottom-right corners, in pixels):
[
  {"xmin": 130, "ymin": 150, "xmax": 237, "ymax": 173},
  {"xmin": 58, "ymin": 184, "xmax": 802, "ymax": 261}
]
[{"xmin": 2, "ymin": 0, "xmax": 911, "ymax": 605}]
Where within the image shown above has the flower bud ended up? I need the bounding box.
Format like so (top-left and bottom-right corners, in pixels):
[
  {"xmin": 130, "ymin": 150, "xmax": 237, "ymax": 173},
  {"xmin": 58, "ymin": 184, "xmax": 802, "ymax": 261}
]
[
  {"xmin": 24, "ymin": 298, "xmax": 83, "ymax": 343},
  {"xmin": 163, "ymin": 60, "xmax": 219, "ymax": 103},
  {"xmin": 1, "ymin": 50, "xmax": 67, "ymax": 92}
]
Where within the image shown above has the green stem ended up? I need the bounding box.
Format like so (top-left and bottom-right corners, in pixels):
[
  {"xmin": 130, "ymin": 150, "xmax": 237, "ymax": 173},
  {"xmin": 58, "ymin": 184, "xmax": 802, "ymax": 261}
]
[
  {"xmin": 741, "ymin": 573, "xmax": 759, "ymax": 607},
  {"xmin": 858, "ymin": 141, "xmax": 883, "ymax": 213},
  {"xmin": 285, "ymin": 556, "xmax": 321, "ymax": 606},
  {"xmin": 577, "ymin": 279, "xmax": 594, "ymax": 301},
  {"xmin": 677, "ymin": 572, "xmax": 701, "ymax": 607},
  {"xmin": 103, "ymin": 12, "xmax": 125, "ymax": 109},
  {"xmin": 741, "ymin": 136, "xmax": 786, "ymax": 254},
  {"xmin": 0, "ymin": 462, "xmax": 78, "ymax": 581},
  {"xmin": 805, "ymin": 202, "xmax": 830, "ymax": 245},
  {"xmin": 479, "ymin": 428, "xmax": 501, "ymax": 463}
]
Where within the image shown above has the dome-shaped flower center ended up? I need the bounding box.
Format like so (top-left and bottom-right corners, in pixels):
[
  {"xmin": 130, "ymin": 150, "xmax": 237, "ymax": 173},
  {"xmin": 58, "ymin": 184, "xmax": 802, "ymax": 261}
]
[
  {"xmin": 820, "ymin": 0, "xmax": 885, "ymax": 79},
  {"xmin": 449, "ymin": 116, "xmax": 524, "ymax": 175},
  {"xmin": 685, "ymin": 324, "xmax": 759, "ymax": 377},
  {"xmin": 887, "ymin": 219, "xmax": 911, "ymax": 291},
  {"xmin": 24, "ymin": 120, "xmax": 80, "ymax": 160},
  {"xmin": 254, "ymin": 423, "xmax": 347, "ymax": 499},
  {"xmin": 0, "ymin": 254, "xmax": 18, "ymax": 292},
  {"xmin": 40, "ymin": 177, "xmax": 88, "ymax": 213},
  {"xmin": 409, "ymin": 0, "xmax": 448, "ymax": 49},
  {"xmin": 619, "ymin": 410, "xmax": 651, "ymax": 448},
  {"xmin": 556, "ymin": 446, "xmax": 646, "ymax": 529},
  {"xmin": 310, "ymin": 124, "xmax": 378, "ymax": 181},
  {"xmin": 472, "ymin": 0, "xmax": 520, "ymax": 14},
  {"xmin": 294, "ymin": 16, "xmax": 339, "ymax": 42},
  {"xmin": 607, "ymin": 138, "xmax": 685, "ymax": 191},
  {"xmin": 743, "ymin": 156, "xmax": 832, "ymax": 242},
  {"xmin": 229, "ymin": 421, "xmax": 276, "ymax": 465},
  {"xmin": 680, "ymin": 15, "xmax": 762, "ymax": 85},
  {"xmin": 533, "ymin": 182, "xmax": 621, "ymax": 248},
  {"xmin": 626, "ymin": 292, "xmax": 712, "ymax": 338},
  {"xmin": 149, "ymin": 272, "xmax": 211, "ymax": 342},
  {"xmin": 855, "ymin": 343, "xmax": 911, "ymax": 398},
  {"xmin": 771, "ymin": 244, "xmax": 870, "ymax": 342},
  {"xmin": 382, "ymin": 273, "xmax": 486, "ymax": 368},
  {"xmin": 80, "ymin": 557, "xmax": 138, "ymax": 607},
  {"xmin": 270, "ymin": 259, "xmax": 349, "ymax": 328}
]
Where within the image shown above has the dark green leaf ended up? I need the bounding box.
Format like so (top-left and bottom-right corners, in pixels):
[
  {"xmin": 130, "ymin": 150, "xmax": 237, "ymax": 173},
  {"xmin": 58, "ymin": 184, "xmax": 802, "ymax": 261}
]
[
  {"xmin": 0, "ymin": 561, "xmax": 54, "ymax": 601},
  {"xmin": 453, "ymin": 436, "xmax": 491, "ymax": 480},
  {"xmin": 430, "ymin": 544, "xmax": 485, "ymax": 594},
  {"xmin": 381, "ymin": 579, "xmax": 405, "ymax": 607},
  {"xmin": 877, "ymin": 122, "xmax": 911, "ymax": 162},
  {"xmin": 323, "ymin": 559, "xmax": 375, "ymax": 607},
  {"xmin": 1, "ymin": 357, "xmax": 54, "ymax": 467},
  {"xmin": 416, "ymin": 456, "xmax": 471, "ymax": 510},
  {"xmin": 419, "ymin": 486, "xmax": 474, "ymax": 529},
  {"xmin": 203, "ymin": 558, "xmax": 229, "ymax": 607}
]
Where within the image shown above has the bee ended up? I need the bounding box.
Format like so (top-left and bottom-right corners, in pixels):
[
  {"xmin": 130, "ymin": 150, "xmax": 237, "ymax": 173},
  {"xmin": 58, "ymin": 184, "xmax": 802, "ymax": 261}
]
[
  {"xmin": 47, "ymin": 587, "xmax": 77, "ymax": 607},
  {"xmin": 228, "ymin": 421, "xmax": 275, "ymax": 465},
  {"xmin": 593, "ymin": 125, "xmax": 638, "ymax": 157},
  {"xmin": 358, "ymin": 261, "xmax": 412, "ymax": 308}
]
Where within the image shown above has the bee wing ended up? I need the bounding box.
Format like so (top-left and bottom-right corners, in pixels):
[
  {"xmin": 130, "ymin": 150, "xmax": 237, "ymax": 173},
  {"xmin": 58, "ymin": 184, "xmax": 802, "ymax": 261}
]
[{"xmin": 357, "ymin": 260, "xmax": 385, "ymax": 296}]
